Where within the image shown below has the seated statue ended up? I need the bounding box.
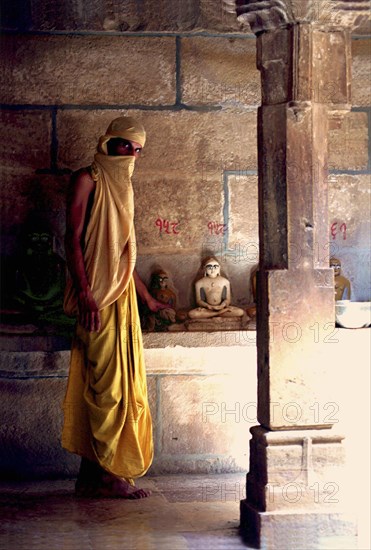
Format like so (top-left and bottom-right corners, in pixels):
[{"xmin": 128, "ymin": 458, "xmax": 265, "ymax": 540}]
[
  {"xmin": 9, "ymin": 218, "xmax": 75, "ymax": 333},
  {"xmin": 139, "ymin": 268, "xmax": 181, "ymax": 331},
  {"xmin": 150, "ymin": 270, "xmax": 176, "ymax": 310},
  {"xmin": 149, "ymin": 270, "xmax": 177, "ymax": 326},
  {"xmin": 188, "ymin": 257, "xmax": 245, "ymax": 320},
  {"xmin": 330, "ymin": 257, "xmax": 351, "ymax": 301}
]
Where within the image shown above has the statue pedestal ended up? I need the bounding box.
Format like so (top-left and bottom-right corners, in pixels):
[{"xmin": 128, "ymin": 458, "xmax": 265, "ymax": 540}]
[{"xmin": 185, "ymin": 317, "xmax": 246, "ymax": 331}]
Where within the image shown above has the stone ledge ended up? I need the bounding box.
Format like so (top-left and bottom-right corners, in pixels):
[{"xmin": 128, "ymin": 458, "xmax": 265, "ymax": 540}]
[
  {"xmin": 0, "ymin": 329, "xmax": 256, "ymax": 352},
  {"xmin": 0, "ymin": 330, "xmax": 257, "ymax": 378},
  {"xmin": 143, "ymin": 330, "xmax": 256, "ymax": 348}
]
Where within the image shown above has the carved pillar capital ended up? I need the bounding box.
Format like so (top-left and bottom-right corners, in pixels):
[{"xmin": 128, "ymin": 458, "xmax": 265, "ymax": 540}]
[
  {"xmin": 256, "ymin": 23, "xmax": 352, "ymax": 113},
  {"xmin": 224, "ymin": 0, "xmax": 371, "ymax": 34}
]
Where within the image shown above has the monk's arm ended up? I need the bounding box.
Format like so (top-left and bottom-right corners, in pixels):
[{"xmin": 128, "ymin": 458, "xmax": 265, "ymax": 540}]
[
  {"xmin": 65, "ymin": 170, "xmax": 101, "ymax": 332},
  {"xmin": 133, "ymin": 270, "xmax": 168, "ymax": 313}
]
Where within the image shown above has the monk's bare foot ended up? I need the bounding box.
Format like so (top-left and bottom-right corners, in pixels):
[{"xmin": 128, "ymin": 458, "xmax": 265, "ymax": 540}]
[
  {"xmin": 75, "ymin": 471, "xmax": 150, "ymax": 499},
  {"xmin": 74, "ymin": 459, "xmax": 151, "ymax": 499},
  {"xmin": 98, "ymin": 472, "xmax": 151, "ymax": 500},
  {"xmin": 97, "ymin": 473, "xmax": 151, "ymax": 499}
]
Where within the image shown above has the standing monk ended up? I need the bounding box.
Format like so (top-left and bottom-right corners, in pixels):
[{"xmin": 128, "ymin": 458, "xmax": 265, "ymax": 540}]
[{"xmin": 62, "ymin": 117, "xmax": 165, "ymax": 498}]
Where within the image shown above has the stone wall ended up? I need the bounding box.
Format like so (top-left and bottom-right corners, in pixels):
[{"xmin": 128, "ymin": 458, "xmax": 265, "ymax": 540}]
[
  {"xmin": 0, "ymin": 329, "xmax": 369, "ymax": 479},
  {"xmin": 1, "ymin": 1, "xmax": 370, "ymax": 308},
  {"xmin": 0, "ymin": 332, "xmax": 258, "ymax": 478}
]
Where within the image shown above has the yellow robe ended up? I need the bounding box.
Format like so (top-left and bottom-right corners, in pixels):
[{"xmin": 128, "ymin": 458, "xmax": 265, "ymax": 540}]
[
  {"xmin": 62, "ymin": 278, "xmax": 153, "ymax": 480},
  {"xmin": 62, "ymin": 117, "xmax": 152, "ymax": 480}
]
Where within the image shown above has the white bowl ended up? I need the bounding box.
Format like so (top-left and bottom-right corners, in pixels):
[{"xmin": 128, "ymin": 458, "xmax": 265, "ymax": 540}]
[{"xmin": 335, "ymin": 301, "xmax": 371, "ymax": 329}]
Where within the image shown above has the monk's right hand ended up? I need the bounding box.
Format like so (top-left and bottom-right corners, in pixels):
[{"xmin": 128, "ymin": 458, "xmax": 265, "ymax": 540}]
[{"xmin": 77, "ymin": 287, "xmax": 101, "ymax": 332}]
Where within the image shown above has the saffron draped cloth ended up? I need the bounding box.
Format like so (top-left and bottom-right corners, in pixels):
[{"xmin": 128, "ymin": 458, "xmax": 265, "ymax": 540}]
[{"xmin": 62, "ymin": 117, "xmax": 153, "ymax": 480}]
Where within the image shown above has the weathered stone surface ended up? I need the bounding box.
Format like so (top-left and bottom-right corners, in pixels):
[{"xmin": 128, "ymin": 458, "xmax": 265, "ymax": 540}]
[
  {"xmin": 235, "ymin": 0, "xmax": 294, "ymax": 34},
  {"xmin": 0, "ymin": 35, "xmax": 176, "ymax": 105},
  {"xmin": 246, "ymin": 427, "xmax": 348, "ymax": 510},
  {"xmin": 328, "ymin": 112, "xmax": 369, "ymax": 171},
  {"xmin": 0, "ymin": 328, "xmax": 369, "ymax": 478},
  {"xmin": 0, "ymin": 0, "xmax": 248, "ymax": 33},
  {"xmin": 258, "ymin": 269, "xmax": 338, "ymax": 429},
  {"xmin": 57, "ymin": 109, "xmax": 257, "ymax": 171},
  {"xmin": 236, "ymin": 0, "xmax": 371, "ymax": 34},
  {"xmin": 2, "ymin": 0, "xmax": 369, "ymax": 35},
  {"xmin": 329, "ymin": 174, "xmax": 371, "ymax": 248},
  {"xmin": 150, "ymin": 454, "xmax": 246, "ymax": 474},
  {"xmin": 160, "ymin": 373, "xmax": 255, "ymax": 458},
  {"xmin": 186, "ymin": 317, "xmax": 246, "ymax": 331},
  {"xmin": 255, "ymin": 93, "xmax": 338, "ymax": 430},
  {"xmin": 0, "ymin": 378, "xmax": 78, "ymax": 478},
  {"xmin": 312, "ymin": 29, "xmax": 351, "ymax": 107},
  {"xmin": 142, "ymin": 329, "xmax": 256, "ymax": 349},
  {"xmin": 0, "ymin": 334, "xmax": 72, "ymax": 352},
  {"xmin": 241, "ymin": 15, "xmax": 364, "ymax": 544},
  {"xmin": 0, "ymin": 351, "xmax": 69, "ymax": 377},
  {"xmin": 1, "ymin": 169, "xmax": 40, "ymax": 236},
  {"xmin": 240, "ymin": 503, "xmax": 357, "ymax": 550},
  {"xmin": 257, "ymin": 102, "xmax": 330, "ymax": 270},
  {"xmin": 258, "ymin": 26, "xmax": 351, "ymax": 107},
  {"xmin": 181, "ymin": 37, "xmax": 260, "ymax": 106},
  {"xmin": 134, "ymin": 173, "xmax": 223, "ymax": 253},
  {"xmin": 228, "ymin": 174, "xmax": 258, "ymax": 252},
  {"xmin": 0, "ymin": 171, "xmax": 68, "ymax": 245},
  {"xmin": 328, "ymin": 174, "xmax": 371, "ymax": 301},
  {"xmin": 144, "ymin": 343, "xmax": 257, "ymax": 374},
  {"xmin": 146, "ymin": 375, "xmax": 157, "ymax": 435},
  {"xmin": 199, "ymin": 0, "xmax": 248, "ymax": 33},
  {"xmin": 0, "ymin": 110, "xmax": 51, "ymax": 170},
  {"xmin": 351, "ymin": 39, "xmax": 371, "ymax": 106}
]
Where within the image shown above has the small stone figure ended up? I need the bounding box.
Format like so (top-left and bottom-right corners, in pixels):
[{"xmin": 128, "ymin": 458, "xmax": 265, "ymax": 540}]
[
  {"xmin": 330, "ymin": 257, "xmax": 351, "ymax": 301},
  {"xmin": 188, "ymin": 257, "xmax": 245, "ymax": 322},
  {"xmin": 150, "ymin": 270, "xmax": 177, "ymax": 310},
  {"xmin": 13, "ymin": 221, "xmax": 66, "ymax": 318},
  {"xmin": 142, "ymin": 269, "xmax": 178, "ymax": 331}
]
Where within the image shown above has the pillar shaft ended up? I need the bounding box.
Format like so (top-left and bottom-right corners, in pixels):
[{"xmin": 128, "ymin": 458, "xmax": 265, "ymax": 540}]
[
  {"xmin": 233, "ymin": 0, "xmax": 368, "ymax": 545},
  {"xmin": 256, "ymin": 23, "xmax": 351, "ymax": 430}
]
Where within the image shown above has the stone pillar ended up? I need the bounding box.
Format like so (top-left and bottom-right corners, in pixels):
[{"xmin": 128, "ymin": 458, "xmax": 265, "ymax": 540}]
[{"xmin": 228, "ymin": 1, "xmax": 370, "ymax": 548}]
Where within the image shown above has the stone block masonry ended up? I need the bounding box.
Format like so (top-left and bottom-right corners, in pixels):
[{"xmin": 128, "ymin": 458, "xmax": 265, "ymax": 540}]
[
  {"xmin": 0, "ymin": 329, "xmax": 369, "ymax": 478},
  {"xmin": 0, "ymin": 8, "xmax": 370, "ymax": 306}
]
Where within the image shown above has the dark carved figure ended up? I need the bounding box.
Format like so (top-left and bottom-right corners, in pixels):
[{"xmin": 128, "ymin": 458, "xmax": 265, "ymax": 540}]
[{"xmin": 13, "ymin": 220, "xmax": 66, "ymax": 317}]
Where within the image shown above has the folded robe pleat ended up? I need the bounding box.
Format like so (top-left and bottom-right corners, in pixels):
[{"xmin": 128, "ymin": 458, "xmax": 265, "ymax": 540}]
[{"xmin": 62, "ymin": 278, "xmax": 153, "ymax": 480}]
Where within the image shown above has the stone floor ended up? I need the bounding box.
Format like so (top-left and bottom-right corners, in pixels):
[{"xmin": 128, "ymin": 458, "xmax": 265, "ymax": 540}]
[
  {"xmin": 0, "ymin": 473, "xmax": 369, "ymax": 550},
  {"xmin": 0, "ymin": 473, "xmax": 252, "ymax": 550}
]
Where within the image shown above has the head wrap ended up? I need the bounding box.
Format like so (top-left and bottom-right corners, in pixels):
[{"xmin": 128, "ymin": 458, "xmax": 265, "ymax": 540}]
[{"xmin": 97, "ymin": 116, "xmax": 146, "ymax": 155}]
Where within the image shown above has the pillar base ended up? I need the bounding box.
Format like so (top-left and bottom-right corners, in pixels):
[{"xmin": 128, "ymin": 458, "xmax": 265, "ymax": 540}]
[
  {"xmin": 240, "ymin": 500, "xmax": 357, "ymax": 549},
  {"xmin": 239, "ymin": 426, "xmax": 357, "ymax": 548}
]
